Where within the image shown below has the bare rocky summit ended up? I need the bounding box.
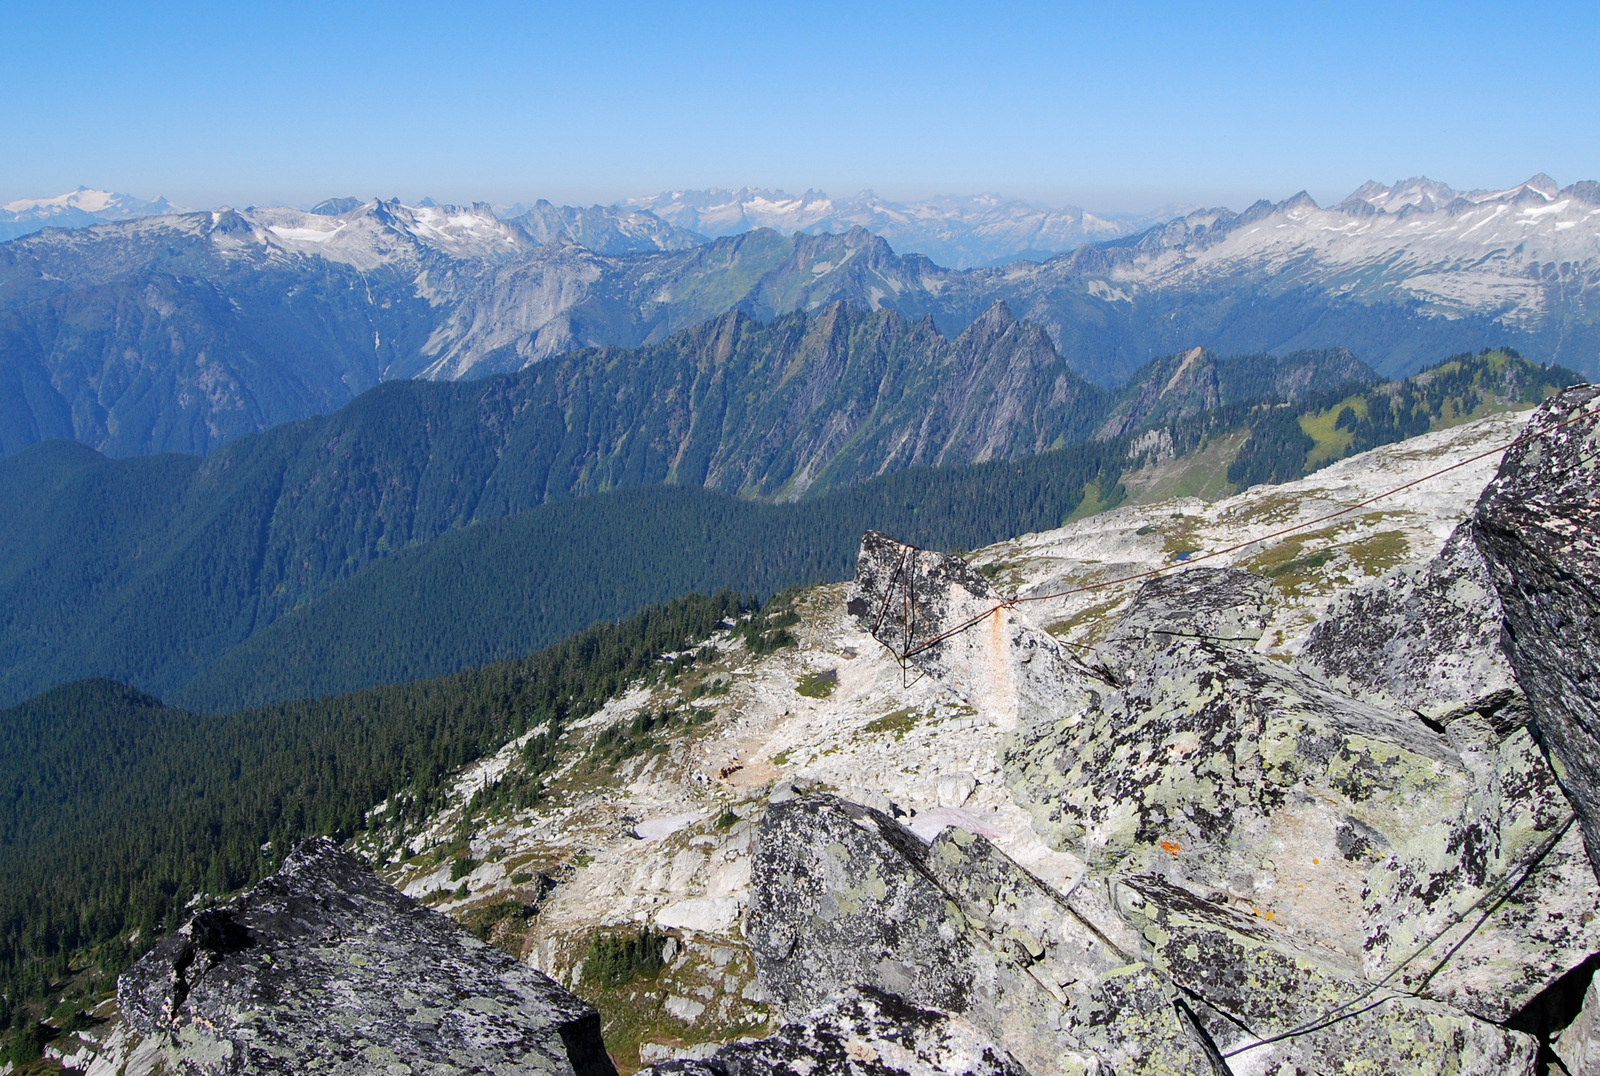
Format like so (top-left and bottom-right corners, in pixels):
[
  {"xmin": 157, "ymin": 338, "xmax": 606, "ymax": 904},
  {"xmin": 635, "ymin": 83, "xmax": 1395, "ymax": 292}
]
[{"xmin": 797, "ymin": 389, "xmax": 1600, "ymax": 1073}]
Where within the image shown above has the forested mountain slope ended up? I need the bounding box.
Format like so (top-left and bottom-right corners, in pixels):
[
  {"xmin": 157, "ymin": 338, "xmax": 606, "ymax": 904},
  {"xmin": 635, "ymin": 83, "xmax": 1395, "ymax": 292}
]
[
  {"xmin": 0, "ymin": 341, "xmax": 1568, "ymax": 711},
  {"xmin": 0, "ymin": 299, "xmax": 1107, "ymax": 701},
  {"xmin": 0, "ymin": 592, "xmax": 747, "ymax": 1017},
  {"xmin": 175, "ymin": 443, "xmax": 1131, "ymax": 710}
]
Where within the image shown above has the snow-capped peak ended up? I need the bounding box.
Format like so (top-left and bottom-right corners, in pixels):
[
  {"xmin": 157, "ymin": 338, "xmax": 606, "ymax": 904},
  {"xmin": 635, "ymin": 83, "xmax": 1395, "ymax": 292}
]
[
  {"xmin": 1108, "ymin": 172, "xmax": 1600, "ymax": 330},
  {"xmin": 0, "ymin": 187, "xmax": 178, "ymax": 241},
  {"xmin": 1340, "ymin": 174, "xmax": 1570, "ymax": 215}
]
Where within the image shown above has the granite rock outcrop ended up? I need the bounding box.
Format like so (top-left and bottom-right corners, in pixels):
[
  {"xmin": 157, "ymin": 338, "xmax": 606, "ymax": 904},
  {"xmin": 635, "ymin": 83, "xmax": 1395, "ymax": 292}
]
[
  {"xmin": 1475, "ymin": 384, "xmax": 1600, "ymax": 879},
  {"xmin": 745, "ymin": 793, "xmax": 1218, "ymax": 1076},
  {"xmin": 809, "ymin": 479, "xmax": 1600, "ymax": 1073},
  {"xmin": 118, "ymin": 838, "xmax": 615, "ymax": 1076},
  {"xmin": 845, "ymin": 530, "xmax": 1102, "ymax": 731}
]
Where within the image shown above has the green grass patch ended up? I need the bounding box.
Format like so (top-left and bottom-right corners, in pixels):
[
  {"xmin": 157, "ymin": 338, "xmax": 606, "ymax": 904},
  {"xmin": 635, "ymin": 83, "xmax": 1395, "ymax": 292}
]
[
  {"xmin": 1044, "ymin": 599, "xmax": 1125, "ymax": 647},
  {"xmin": 796, "ymin": 670, "xmax": 837, "ymax": 698},
  {"xmin": 1063, "ymin": 479, "xmax": 1122, "ymax": 523},
  {"xmin": 1344, "ymin": 529, "xmax": 1410, "ymax": 576},
  {"xmin": 860, "ymin": 709, "xmax": 920, "ymax": 740},
  {"xmin": 1241, "ymin": 518, "xmax": 1410, "ymax": 595},
  {"xmin": 1298, "ymin": 395, "xmax": 1365, "ymax": 467}
]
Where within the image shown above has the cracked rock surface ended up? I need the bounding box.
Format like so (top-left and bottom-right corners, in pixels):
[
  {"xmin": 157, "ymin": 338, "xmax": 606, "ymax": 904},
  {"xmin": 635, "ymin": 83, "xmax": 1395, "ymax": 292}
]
[
  {"xmin": 793, "ymin": 493, "xmax": 1600, "ymax": 1075},
  {"xmin": 118, "ymin": 838, "xmax": 615, "ymax": 1076},
  {"xmin": 1476, "ymin": 384, "xmax": 1600, "ymax": 879},
  {"xmin": 746, "ymin": 793, "xmax": 1219, "ymax": 1076}
]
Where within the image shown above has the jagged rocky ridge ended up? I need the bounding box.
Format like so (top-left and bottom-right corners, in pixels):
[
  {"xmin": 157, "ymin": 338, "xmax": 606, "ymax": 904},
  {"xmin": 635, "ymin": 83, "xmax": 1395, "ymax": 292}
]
[
  {"xmin": 86, "ymin": 391, "xmax": 1600, "ymax": 1075},
  {"xmin": 4, "ymin": 174, "xmax": 1596, "ymax": 458}
]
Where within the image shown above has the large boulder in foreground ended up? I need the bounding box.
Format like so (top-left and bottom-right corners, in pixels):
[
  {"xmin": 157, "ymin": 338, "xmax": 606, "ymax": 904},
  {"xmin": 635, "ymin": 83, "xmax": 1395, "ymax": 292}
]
[
  {"xmin": 1115, "ymin": 875, "xmax": 1538, "ymax": 1075},
  {"xmin": 1291, "ymin": 514, "xmax": 1600, "ymax": 1021},
  {"xmin": 119, "ymin": 838, "xmax": 614, "ymax": 1076},
  {"xmin": 1474, "ymin": 384, "xmax": 1600, "ymax": 876},
  {"xmin": 1004, "ymin": 612, "xmax": 1474, "ymax": 958},
  {"xmin": 745, "ymin": 793, "xmax": 1220, "ymax": 1076},
  {"xmin": 1001, "ymin": 553, "xmax": 1600, "ymax": 1023},
  {"xmin": 1296, "ymin": 526, "xmax": 1521, "ymax": 727}
]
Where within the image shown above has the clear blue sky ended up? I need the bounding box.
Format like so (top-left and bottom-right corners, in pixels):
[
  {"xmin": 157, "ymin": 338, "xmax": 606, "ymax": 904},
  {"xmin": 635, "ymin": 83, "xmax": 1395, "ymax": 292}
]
[{"xmin": 4, "ymin": 0, "xmax": 1596, "ymax": 213}]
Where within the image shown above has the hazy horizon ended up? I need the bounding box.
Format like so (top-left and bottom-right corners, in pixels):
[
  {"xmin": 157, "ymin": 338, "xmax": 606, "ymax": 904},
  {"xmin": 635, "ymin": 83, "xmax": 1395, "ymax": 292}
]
[
  {"xmin": 7, "ymin": 1, "xmax": 1594, "ymax": 216},
  {"xmin": 6, "ymin": 172, "xmax": 1589, "ymax": 224}
]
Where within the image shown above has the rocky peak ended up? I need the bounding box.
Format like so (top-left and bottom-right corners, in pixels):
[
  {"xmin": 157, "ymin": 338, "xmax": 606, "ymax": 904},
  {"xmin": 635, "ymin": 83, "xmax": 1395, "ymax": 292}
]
[
  {"xmin": 98, "ymin": 400, "xmax": 1600, "ymax": 1076},
  {"xmin": 824, "ymin": 398, "xmax": 1600, "ymax": 1072}
]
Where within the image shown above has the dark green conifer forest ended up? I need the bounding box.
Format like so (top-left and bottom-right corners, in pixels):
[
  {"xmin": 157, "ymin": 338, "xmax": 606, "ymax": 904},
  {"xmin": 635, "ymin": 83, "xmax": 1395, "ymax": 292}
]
[{"xmin": 0, "ymin": 592, "xmax": 744, "ymax": 1020}]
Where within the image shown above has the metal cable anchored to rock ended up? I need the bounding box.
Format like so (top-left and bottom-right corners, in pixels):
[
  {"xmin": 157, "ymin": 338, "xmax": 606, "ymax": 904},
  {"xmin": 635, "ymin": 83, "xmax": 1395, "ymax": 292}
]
[{"xmin": 1215, "ymin": 812, "xmax": 1577, "ymax": 1060}]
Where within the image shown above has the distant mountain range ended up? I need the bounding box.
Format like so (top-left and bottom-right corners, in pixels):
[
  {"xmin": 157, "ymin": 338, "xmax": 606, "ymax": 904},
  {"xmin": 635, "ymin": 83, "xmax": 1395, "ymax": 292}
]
[
  {"xmin": 0, "ymin": 187, "xmax": 177, "ymax": 242},
  {"xmin": 618, "ymin": 187, "xmax": 1185, "ymax": 268},
  {"xmin": 0, "ymin": 175, "xmax": 1595, "ymax": 459}
]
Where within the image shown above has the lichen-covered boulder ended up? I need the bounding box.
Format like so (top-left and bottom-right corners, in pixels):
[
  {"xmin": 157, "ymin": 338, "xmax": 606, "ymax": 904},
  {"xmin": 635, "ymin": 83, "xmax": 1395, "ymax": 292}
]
[
  {"xmin": 846, "ymin": 530, "xmax": 1104, "ymax": 730},
  {"xmin": 1114, "ymin": 876, "xmax": 1539, "ymax": 1076},
  {"xmin": 1006, "ymin": 562, "xmax": 1600, "ymax": 1022},
  {"xmin": 745, "ymin": 794, "xmax": 1219, "ymax": 1076},
  {"xmin": 1003, "ymin": 626, "xmax": 1470, "ymax": 958},
  {"xmin": 637, "ymin": 986, "xmax": 1028, "ymax": 1076},
  {"xmin": 118, "ymin": 838, "xmax": 614, "ymax": 1076},
  {"xmin": 1474, "ymin": 384, "xmax": 1600, "ymax": 877},
  {"xmin": 1094, "ymin": 567, "xmax": 1271, "ymax": 682},
  {"xmin": 1296, "ymin": 526, "xmax": 1521, "ymax": 727},
  {"xmin": 1359, "ymin": 722, "xmax": 1600, "ymax": 1022}
]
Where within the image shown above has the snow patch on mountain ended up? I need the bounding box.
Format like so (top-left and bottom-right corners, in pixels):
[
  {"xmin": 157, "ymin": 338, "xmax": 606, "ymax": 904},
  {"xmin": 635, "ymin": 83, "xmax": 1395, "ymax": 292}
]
[
  {"xmin": 1103, "ymin": 174, "xmax": 1600, "ymax": 325},
  {"xmin": 0, "ymin": 186, "xmax": 178, "ymax": 241}
]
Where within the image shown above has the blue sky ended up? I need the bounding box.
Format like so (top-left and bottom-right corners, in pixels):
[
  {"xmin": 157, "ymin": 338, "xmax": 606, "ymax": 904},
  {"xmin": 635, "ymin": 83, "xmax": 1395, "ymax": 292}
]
[{"xmin": 4, "ymin": 0, "xmax": 1596, "ymax": 213}]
